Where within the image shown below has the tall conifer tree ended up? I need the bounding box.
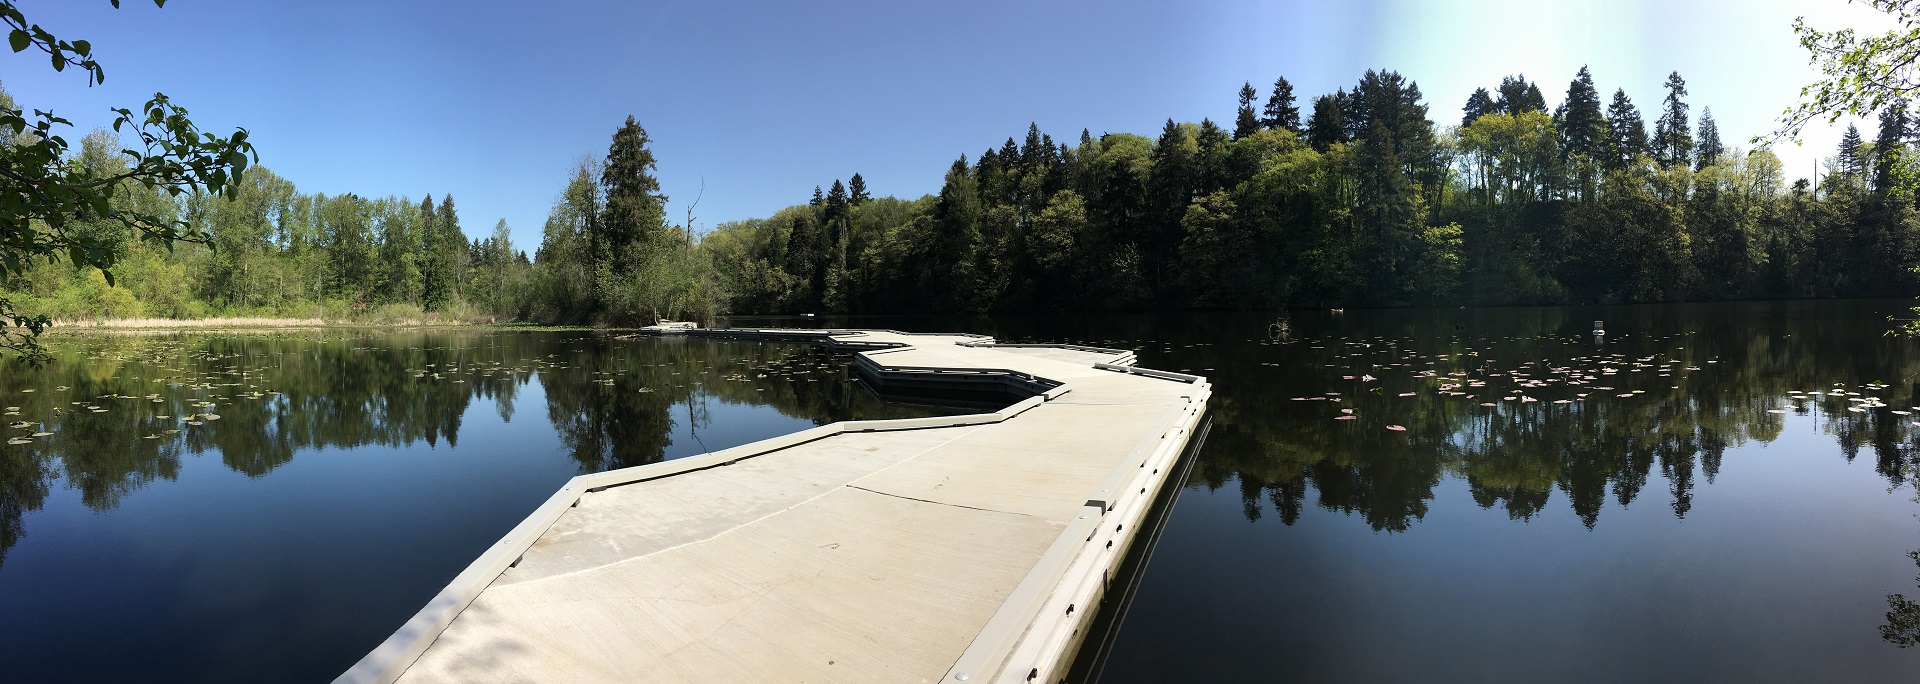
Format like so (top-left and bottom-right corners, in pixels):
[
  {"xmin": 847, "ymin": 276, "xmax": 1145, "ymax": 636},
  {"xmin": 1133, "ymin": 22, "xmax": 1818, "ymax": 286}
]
[
  {"xmin": 438, "ymin": 194, "xmax": 464, "ymax": 303},
  {"xmin": 417, "ymin": 194, "xmax": 444, "ymax": 309},
  {"xmin": 848, "ymin": 173, "xmax": 870, "ymax": 206},
  {"xmin": 1839, "ymin": 124, "xmax": 1865, "ymax": 178},
  {"xmin": 1263, "ymin": 77, "xmax": 1301, "ymax": 132},
  {"xmin": 1607, "ymin": 89, "xmax": 1650, "ymax": 170},
  {"xmin": 1462, "ymin": 88, "xmax": 1497, "ymax": 127},
  {"xmin": 1495, "ymin": 75, "xmax": 1546, "ymax": 114},
  {"xmin": 601, "ymin": 115, "xmax": 667, "ymax": 252},
  {"xmin": 1559, "ymin": 67, "xmax": 1606, "ymax": 161},
  {"xmin": 1235, "ymin": 82, "xmax": 1261, "ymax": 139},
  {"xmin": 1694, "ymin": 108, "xmax": 1724, "ymax": 170},
  {"xmin": 1653, "ymin": 72, "xmax": 1693, "ymax": 168},
  {"xmin": 1874, "ymin": 101, "xmax": 1910, "ymax": 192},
  {"xmin": 1308, "ymin": 94, "xmax": 1347, "ymax": 151}
]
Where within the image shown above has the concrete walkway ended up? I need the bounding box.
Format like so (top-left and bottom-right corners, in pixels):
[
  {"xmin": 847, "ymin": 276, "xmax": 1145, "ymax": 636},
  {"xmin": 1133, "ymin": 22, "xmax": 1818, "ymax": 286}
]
[{"xmin": 339, "ymin": 329, "xmax": 1210, "ymax": 684}]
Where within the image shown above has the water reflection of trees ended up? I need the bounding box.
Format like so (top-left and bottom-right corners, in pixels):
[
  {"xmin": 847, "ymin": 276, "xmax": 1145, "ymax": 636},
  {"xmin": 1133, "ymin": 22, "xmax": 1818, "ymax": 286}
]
[
  {"xmin": 538, "ymin": 336, "xmax": 932, "ymax": 472},
  {"xmin": 0, "ymin": 331, "xmax": 934, "ymax": 569},
  {"xmin": 824, "ymin": 305, "xmax": 1920, "ymax": 646},
  {"xmin": 1176, "ymin": 305, "xmax": 1920, "ymax": 533}
]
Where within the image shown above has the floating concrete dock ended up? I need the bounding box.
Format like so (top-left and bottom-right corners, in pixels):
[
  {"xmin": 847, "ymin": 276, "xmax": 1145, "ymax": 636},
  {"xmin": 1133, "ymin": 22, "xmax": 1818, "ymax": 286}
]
[{"xmin": 339, "ymin": 328, "xmax": 1210, "ymax": 684}]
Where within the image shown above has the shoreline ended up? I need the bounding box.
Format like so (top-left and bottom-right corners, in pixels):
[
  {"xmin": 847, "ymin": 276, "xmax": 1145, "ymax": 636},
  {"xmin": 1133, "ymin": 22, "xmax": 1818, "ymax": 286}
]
[{"xmin": 39, "ymin": 318, "xmax": 599, "ymax": 333}]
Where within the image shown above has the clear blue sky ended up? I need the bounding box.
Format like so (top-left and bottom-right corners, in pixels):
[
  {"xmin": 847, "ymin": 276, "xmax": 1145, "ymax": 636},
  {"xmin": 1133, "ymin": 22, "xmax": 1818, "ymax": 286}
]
[{"xmin": 0, "ymin": 0, "xmax": 1894, "ymax": 250}]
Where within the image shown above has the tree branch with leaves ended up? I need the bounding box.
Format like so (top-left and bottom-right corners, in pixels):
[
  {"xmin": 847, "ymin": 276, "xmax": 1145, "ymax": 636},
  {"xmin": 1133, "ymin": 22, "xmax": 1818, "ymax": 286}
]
[
  {"xmin": 0, "ymin": 0, "xmax": 255, "ymax": 359},
  {"xmin": 1773, "ymin": 0, "xmax": 1920, "ymax": 141}
]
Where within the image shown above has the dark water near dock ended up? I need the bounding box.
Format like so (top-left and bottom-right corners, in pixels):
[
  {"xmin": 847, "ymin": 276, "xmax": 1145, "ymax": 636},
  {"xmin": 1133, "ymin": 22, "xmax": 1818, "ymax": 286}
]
[
  {"xmin": 828, "ymin": 300, "xmax": 1920, "ymax": 683},
  {"xmin": 4, "ymin": 300, "xmax": 1920, "ymax": 682},
  {"xmin": 0, "ymin": 330, "xmax": 942, "ymax": 682}
]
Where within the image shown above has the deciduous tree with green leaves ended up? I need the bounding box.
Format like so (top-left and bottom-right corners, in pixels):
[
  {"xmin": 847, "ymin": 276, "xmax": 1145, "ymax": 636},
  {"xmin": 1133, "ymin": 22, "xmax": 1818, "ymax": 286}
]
[
  {"xmin": 1778, "ymin": 0, "xmax": 1920, "ymax": 140},
  {"xmin": 1, "ymin": 0, "xmax": 255, "ymax": 358}
]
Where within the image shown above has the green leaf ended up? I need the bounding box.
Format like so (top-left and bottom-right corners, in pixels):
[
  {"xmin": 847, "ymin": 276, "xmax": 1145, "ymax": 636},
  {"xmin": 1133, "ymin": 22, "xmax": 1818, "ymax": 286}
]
[
  {"xmin": 50, "ymin": 50, "xmax": 63, "ymax": 71},
  {"xmin": 8, "ymin": 30, "xmax": 27, "ymax": 53},
  {"xmin": 72, "ymin": 39, "xmax": 89, "ymax": 56}
]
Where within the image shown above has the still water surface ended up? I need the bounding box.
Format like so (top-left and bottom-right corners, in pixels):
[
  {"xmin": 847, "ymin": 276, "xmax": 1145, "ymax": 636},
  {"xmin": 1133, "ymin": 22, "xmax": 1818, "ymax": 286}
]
[
  {"xmin": 931, "ymin": 300, "xmax": 1920, "ymax": 683},
  {"xmin": 0, "ymin": 331, "xmax": 941, "ymax": 681},
  {"xmin": 3, "ymin": 301, "xmax": 1919, "ymax": 682}
]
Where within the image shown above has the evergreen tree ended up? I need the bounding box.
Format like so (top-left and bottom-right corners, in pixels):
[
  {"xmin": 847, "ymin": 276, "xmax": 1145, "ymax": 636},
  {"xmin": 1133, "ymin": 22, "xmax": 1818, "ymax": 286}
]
[
  {"xmin": 1607, "ymin": 89, "xmax": 1650, "ymax": 170},
  {"xmin": 823, "ymin": 179, "xmax": 851, "ymax": 307},
  {"xmin": 810, "ymin": 186, "xmax": 824, "ymax": 207},
  {"xmin": 415, "ymin": 196, "xmax": 437, "ymax": 296},
  {"xmin": 1463, "ymin": 87, "xmax": 1497, "ymax": 127},
  {"xmin": 931, "ymin": 158, "xmax": 985, "ymax": 310},
  {"xmin": 1839, "ymin": 124, "xmax": 1865, "ymax": 179},
  {"xmin": 1653, "ymin": 72, "xmax": 1692, "ymax": 168},
  {"xmin": 826, "ymin": 180, "xmax": 850, "ymax": 222},
  {"xmin": 1694, "ymin": 108, "xmax": 1724, "ymax": 170},
  {"xmin": 1235, "ymin": 82, "xmax": 1261, "ymax": 139},
  {"xmin": 1195, "ymin": 118, "xmax": 1230, "ymax": 193},
  {"xmin": 1147, "ymin": 119, "xmax": 1198, "ymax": 285},
  {"xmin": 417, "ymin": 194, "xmax": 445, "ymax": 309},
  {"xmin": 1308, "ymin": 94, "xmax": 1347, "ymax": 151},
  {"xmin": 1496, "ymin": 75, "xmax": 1547, "ymax": 114},
  {"xmin": 1263, "ymin": 76, "xmax": 1301, "ymax": 132},
  {"xmin": 1351, "ymin": 70, "xmax": 1438, "ymax": 187},
  {"xmin": 1559, "ymin": 66, "xmax": 1606, "ymax": 161},
  {"xmin": 601, "ymin": 116, "xmax": 667, "ymax": 253},
  {"xmin": 848, "ymin": 173, "xmax": 870, "ymax": 206},
  {"xmin": 435, "ymin": 194, "xmax": 465, "ymax": 307},
  {"xmin": 1875, "ymin": 101, "xmax": 1910, "ymax": 193},
  {"xmin": 1352, "ymin": 118, "xmax": 1421, "ymax": 303}
]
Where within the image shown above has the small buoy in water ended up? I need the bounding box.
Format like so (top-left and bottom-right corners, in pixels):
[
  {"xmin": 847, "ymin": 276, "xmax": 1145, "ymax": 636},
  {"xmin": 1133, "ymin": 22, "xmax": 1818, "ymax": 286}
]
[{"xmin": 1592, "ymin": 320, "xmax": 1606, "ymax": 336}]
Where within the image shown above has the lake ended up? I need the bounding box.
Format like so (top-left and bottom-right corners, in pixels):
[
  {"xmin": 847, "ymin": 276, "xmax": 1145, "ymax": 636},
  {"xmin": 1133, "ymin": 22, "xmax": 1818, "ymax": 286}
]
[{"xmin": 4, "ymin": 300, "xmax": 1920, "ymax": 682}]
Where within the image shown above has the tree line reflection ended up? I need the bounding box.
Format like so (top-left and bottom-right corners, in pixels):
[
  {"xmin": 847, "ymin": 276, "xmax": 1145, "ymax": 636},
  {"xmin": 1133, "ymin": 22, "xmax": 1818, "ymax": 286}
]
[
  {"xmin": 0, "ymin": 330, "xmax": 934, "ymax": 569},
  {"xmin": 1165, "ymin": 306, "xmax": 1920, "ymax": 532}
]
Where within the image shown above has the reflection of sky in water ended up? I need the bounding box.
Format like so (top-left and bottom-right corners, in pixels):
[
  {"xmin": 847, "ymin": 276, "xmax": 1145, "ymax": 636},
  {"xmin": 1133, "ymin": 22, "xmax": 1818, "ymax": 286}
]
[
  {"xmin": 6, "ymin": 303, "xmax": 1920, "ymax": 683},
  {"xmin": 1011, "ymin": 301, "xmax": 1920, "ymax": 684},
  {"xmin": 0, "ymin": 330, "xmax": 941, "ymax": 682},
  {"xmin": 785, "ymin": 303, "xmax": 1920, "ymax": 681},
  {"xmin": 1107, "ymin": 417, "xmax": 1919, "ymax": 682}
]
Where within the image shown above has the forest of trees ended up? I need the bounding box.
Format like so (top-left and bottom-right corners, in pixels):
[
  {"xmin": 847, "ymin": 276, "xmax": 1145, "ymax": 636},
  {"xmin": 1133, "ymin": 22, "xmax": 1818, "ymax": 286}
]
[
  {"xmin": 7, "ymin": 65, "xmax": 1920, "ymax": 324},
  {"xmin": 709, "ymin": 67, "xmax": 1920, "ymax": 313}
]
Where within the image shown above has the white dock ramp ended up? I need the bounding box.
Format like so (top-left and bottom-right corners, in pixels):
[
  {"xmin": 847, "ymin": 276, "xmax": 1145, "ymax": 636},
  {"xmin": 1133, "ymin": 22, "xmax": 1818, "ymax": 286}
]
[{"xmin": 340, "ymin": 328, "xmax": 1210, "ymax": 684}]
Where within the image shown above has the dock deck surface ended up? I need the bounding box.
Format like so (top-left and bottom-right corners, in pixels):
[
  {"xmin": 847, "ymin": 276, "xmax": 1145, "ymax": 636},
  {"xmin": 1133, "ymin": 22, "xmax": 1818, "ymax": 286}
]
[{"xmin": 343, "ymin": 330, "xmax": 1210, "ymax": 684}]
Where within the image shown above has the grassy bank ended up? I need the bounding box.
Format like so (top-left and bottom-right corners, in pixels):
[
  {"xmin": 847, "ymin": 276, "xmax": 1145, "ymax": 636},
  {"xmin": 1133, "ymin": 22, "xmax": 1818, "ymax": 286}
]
[{"xmin": 37, "ymin": 316, "xmax": 600, "ymax": 334}]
